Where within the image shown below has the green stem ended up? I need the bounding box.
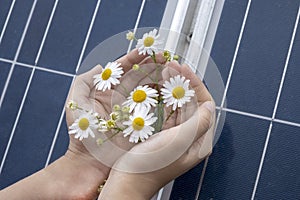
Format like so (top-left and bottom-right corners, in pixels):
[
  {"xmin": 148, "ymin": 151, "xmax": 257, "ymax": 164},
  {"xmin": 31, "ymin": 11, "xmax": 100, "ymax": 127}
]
[
  {"xmin": 165, "ymin": 110, "xmax": 175, "ymax": 122},
  {"xmin": 76, "ymin": 106, "xmax": 91, "ymax": 113},
  {"xmin": 154, "ymin": 101, "xmax": 164, "ymax": 133},
  {"xmin": 101, "ymin": 129, "xmax": 122, "ymax": 144},
  {"xmin": 151, "ymin": 52, "xmax": 157, "ymax": 63}
]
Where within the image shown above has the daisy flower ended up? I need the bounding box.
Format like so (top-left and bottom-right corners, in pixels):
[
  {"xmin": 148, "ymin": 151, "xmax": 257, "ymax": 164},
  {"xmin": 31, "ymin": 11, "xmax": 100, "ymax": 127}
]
[
  {"xmin": 123, "ymin": 107, "xmax": 157, "ymax": 143},
  {"xmin": 69, "ymin": 111, "xmax": 98, "ymax": 140},
  {"xmin": 136, "ymin": 29, "xmax": 162, "ymax": 56},
  {"xmin": 161, "ymin": 75, "xmax": 195, "ymax": 110},
  {"xmin": 93, "ymin": 62, "xmax": 124, "ymax": 91},
  {"xmin": 126, "ymin": 31, "xmax": 135, "ymax": 41},
  {"xmin": 123, "ymin": 85, "xmax": 158, "ymax": 113},
  {"xmin": 97, "ymin": 119, "xmax": 108, "ymax": 132}
]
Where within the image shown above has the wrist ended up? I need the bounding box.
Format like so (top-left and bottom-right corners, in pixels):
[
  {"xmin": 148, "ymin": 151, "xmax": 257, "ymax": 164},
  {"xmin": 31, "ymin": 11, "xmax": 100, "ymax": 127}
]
[
  {"xmin": 44, "ymin": 154, "xmax": 108, "ymax": 199},
  {"xmin": 98, "ymin": 170, "xmax": 157, "ymax": 200}
]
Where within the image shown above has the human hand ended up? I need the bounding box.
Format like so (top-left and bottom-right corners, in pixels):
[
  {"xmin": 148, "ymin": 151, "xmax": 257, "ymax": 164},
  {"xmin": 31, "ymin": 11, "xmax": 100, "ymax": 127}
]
[
  {"xmin": 0, "ymin": 50, "xmax": 168, "ymax": 200},
  {"xmin": 63, "ymin": 49, "xmax": 168, "ymax": 199},
  {"xmin": 98, "ymin": 61, "xmax": 216, "ymax": 200}
]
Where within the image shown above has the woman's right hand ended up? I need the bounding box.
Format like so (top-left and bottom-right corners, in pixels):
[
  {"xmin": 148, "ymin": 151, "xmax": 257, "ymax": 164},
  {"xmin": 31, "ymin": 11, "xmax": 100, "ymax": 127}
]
[{"xmin": 98, "ymin": 61, "xmax": 216, "ymax": 200}]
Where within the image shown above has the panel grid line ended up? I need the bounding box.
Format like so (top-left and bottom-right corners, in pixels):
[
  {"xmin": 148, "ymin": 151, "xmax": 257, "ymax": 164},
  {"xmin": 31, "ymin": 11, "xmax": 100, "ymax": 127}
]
[
  {"xmin": 0, "ymin": 0, "xmax": 37, "ymax": 109},
  {"xmin": 45, "ymin": 0, "xmax": 149, "ymax": 167},
  {"xmin": 273, "ymin": 118, "xmax": 300, "ymax": 128},
  {"xmin": 35, "ymin": 0, "xmax": 59, "ymax": 65},
  {"xmin": 75, "ymin": 0, "xmax": 102, "ymax": 71},
  {"xmin": 0, "ymin": 57, "xmax": 74, "ymax": 77},
  {"xmin": 1, "ymin": 1, "xmax": 300, "ymax": 197},
  {"xmin": 219, "ymin": 107, "xmax": 300, "ymax": 128},
  {"xmin": 44, "ymin": 0, "xmax": 103, "ymax": 167},
  {"xmin": 0, "ymin": 0, "xmax": 38, "ymax": 174},
  {"xmin": 127, "ymin": 0, "xmax": 146, "ymax": 54},
  {"xmin": 195, "ymin": 0, "xmax": 252, "ymax": 198},
  {"xmin": 0, "ymin": 0, "xmax": 16, "ymax": 45},
  {"xmin": 251, "ymin": 6, "xmax": 300, "ymax": 199},
  {"xmin": 220, "ymin": 107, "xmax": 272, "ymax": 121},
  {"xmin": 1, "ymin": 57, "xmax": 300, "ymax": 129},
  {"xmin": 194, "ymin": 156, "xmax": 209, "ymax": 200}
]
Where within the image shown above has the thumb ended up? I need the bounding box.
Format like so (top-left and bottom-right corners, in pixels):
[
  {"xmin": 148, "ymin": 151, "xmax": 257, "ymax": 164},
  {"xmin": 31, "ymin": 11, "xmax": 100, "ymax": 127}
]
[
  {"xmin": 113, "ymin": 100, "xmax": 215, "ymax": 173},
  {"xmin": 195, "ymin": 100, "xmax": 215, "ymax": 140}
]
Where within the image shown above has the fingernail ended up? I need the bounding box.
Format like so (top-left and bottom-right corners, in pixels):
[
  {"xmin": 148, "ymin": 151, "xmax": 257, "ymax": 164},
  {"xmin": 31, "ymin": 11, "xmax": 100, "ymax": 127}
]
[
  {"xmin": 172, "ymin": 60, "xmax": 179, "ymax": 64},
  {"xmin": 202, "ymin": 101, "xmax": 215, "ymax": 114}
]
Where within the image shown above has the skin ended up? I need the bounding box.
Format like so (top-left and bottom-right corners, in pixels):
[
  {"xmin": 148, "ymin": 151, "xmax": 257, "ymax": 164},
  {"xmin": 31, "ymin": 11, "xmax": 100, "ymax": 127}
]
[
  {"xmin": 0, "ymin": 49, "xmax": 215, "ymax": 200},
  {"xmin": 99, "ymin": 61, "xmax": 216, "ymax": 200}
]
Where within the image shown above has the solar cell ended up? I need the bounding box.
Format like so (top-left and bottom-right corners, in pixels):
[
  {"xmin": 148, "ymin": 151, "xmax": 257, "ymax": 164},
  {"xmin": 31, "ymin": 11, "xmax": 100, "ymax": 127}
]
[{"xmin": 0, "ymin": 1, "xmax": 300, "ymax": 199}]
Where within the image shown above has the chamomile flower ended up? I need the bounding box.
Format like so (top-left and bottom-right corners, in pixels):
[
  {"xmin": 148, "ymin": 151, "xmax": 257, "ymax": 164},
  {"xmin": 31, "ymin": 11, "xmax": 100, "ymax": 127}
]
[
  {"xmin": 126, "ymin": 31, "xmax": 135, "ymax": 40},
  {"xmin": 97, "ymin": 119, "xmax": 108, "ymax": 132},
  {"xmin": 163, "ymin": 50, "xmax": 179, "ymax": 62},
  {"xmin": 93, "ymin": 62, "xmax": 124, "ymax": 91},
  {"xmin": 136, "ymin": 29, "xmax": 162, "ymax": 56},
  {"xmin": 123, "ymin": 85, "xmax": 158, "ymax": 113},
  {"xmin": 67, "ymin": 100, "xmax": 78, "ymax": 110},
  {"xmin": 132, "ymin": 64, "xmax": 140, "ymax": 71},
  {"xmin": 69, "ymin": 111, "xmax": 98, "ymax": 140},
  {"xmin": 123, "ymin": 107, "xmax": 157, "ymax": 143},
  {"xmin": 161, "ymin": 75, "xmax": 195, "ymax": 110}
]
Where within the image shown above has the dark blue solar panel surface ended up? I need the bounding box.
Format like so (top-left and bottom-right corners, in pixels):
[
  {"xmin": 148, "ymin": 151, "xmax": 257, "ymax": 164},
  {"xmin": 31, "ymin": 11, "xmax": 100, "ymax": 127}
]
[
  {"xmin": 18, "ymin": 0, "xmax": 56, "ymax": 65},
  {"xmin": 0, "ymin": 66, "xmax": 32, "ymax": 178},
  {"xmin": 1, "ymin": 0, "xmax": 300, "ymax": 199},
  {"xmin": 226, "ymin": 0, "xmax": 299, "ymax": 117},
  {"xmin": 199, "ymin": 113, "xmax": 269, "ymax": 199},
  {"xmin": 276, "ymin": 20, "xmax": 300, "ymax": 124},
  {"xmin": 0, "ymin": 69, "xmax": 72, "ymax": 188},
  {"xmin": 255, "ymin": 122, "xmax": 300, "ymax": 199}
]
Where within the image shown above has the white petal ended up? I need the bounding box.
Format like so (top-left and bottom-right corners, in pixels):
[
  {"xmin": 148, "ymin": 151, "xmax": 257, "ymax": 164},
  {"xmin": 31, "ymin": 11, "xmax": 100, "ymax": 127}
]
[{"xmin": 145, "ymin": 117, "xmax": 157, "ymax": 125}]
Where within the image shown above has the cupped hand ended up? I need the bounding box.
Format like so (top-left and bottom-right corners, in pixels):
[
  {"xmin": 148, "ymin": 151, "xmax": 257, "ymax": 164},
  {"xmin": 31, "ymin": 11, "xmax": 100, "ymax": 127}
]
[
  {"xmin": 63, "ymin": 49, "xmax": 165, "ymax": 199},
  {"xmin": 98, "ymin": 61, "xmax": 216, "ymax": 200}
]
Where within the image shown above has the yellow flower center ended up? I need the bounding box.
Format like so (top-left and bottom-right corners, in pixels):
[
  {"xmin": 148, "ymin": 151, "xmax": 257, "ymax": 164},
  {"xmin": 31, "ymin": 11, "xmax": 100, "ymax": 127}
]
[
  {"xmin": 172, "ymin": 86, "xmax": 185, "ymax": 99},
  {"xmin": 101, "ymin": 68, "xmax": 112, "ymax": 80},
  {"xmin": 144, "ymin": 36, "xmax": 154, "ymax": 47},
  {"xmin": 78, "ymin": 118, "xmax": 89, "ymax": 130},
  {"xmin": 132, "ymin": 117, "xmax": 145, "ymax": 131},
  {"xmin": 107, "ymin": 120, "xmax": 116, "ymax": 128},
  {"xmin": 132, "ymin": 90, "xmax": 147, "ymax": 103}
]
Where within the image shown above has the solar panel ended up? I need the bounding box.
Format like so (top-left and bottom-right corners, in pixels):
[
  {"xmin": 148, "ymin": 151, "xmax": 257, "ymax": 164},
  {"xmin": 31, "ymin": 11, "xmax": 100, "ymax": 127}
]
[{"xmin": 1, "ymin": 0, "xmax": 300, "ymax": 199}]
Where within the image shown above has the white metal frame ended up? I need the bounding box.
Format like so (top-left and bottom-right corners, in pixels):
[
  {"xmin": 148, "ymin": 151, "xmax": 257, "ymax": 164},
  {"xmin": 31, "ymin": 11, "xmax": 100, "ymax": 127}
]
[{"xmin": 154, "ymin": 0, "xmax": 225, "ymax": 199}]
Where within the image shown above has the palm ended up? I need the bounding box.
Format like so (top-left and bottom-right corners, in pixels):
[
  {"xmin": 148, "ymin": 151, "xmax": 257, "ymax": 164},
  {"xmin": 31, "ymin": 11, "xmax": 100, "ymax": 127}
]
[{"xmin": 65, "ymin": 50, "xmax": 155, "ymax": 172}]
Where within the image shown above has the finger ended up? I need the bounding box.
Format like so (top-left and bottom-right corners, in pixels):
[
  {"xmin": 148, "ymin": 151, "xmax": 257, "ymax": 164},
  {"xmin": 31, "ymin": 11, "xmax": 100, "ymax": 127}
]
[
  {"xmin": 159, "ymin": 100, "xmax": 214, "ymax": 146},
  {"xmin": 116, "ymin": 49, "xmax": 148, "ymax": 73},
  {"xmin": 138, "ymin": 52, "xmax": 166, "ymax": 65},
  {"xmin": 161, "ymin": 63, "xmax": 180, "ymax": 80},
  {"xmin": 181, "ymin": 64, "xmax": 212, "ymax": 103},
  {"xmin": 77, "ymin": 49, "xmax": 148, "ymax": 89},
  {"xmin": 93, "ymin": 88, "xmax": 126, "ymax": 115},
  {"xmin": 117, "ymin": 100, "xmax": 215, "ymax": 173},
  {"xmin": 163, "ymin": 61, "xmax": 212, "ymax": 103},
  {"xmin": 180, "ymin": 124, "xmax": 215, "ymax": 168},
  {"xmin": 162, "ymin": 107, "xmax": 178, "ymax": 130},
  {"xmin": 136, "ymin": 100, "xmax": 215, "ymax": 155},
  {"xmin": 165, "ymin": 60, "xmax": 182, "ymax": 73},
  {"xmin": 67, "ymin": 78, "xmax": 91, "ymax": 108},
  {"xmin": 176, "ymin": 96, "xmax": 198, "ymax": 124},
  {"xmin": 116, "ymin": 63, "xmax": 161, "ymax": 98},
  {"xmin": 161, "ymin": 63, "xmax": 199, "ymax": 125},
  {"xmin": 78, "ymin": 64, "xmax": 103, "ymax": 89},
  {"xmin": 175, "ymin": 132, "xmax": 212, "ymax": 171}
]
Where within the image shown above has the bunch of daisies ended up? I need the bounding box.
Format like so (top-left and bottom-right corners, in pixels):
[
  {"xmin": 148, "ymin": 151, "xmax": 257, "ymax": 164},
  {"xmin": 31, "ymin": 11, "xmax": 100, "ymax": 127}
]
[{"xmin": 68, "ymin": 29, "xmax": 195, "ymax": 144}]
